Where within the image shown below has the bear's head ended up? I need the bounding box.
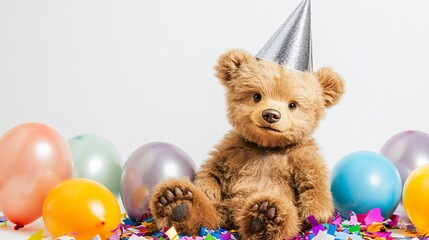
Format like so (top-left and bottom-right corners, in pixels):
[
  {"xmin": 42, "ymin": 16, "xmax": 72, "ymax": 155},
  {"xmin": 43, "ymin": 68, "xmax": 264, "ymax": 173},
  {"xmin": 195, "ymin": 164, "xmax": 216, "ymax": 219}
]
[{"xmin": 215, "ymin": 49, "xmax": 345, "ymax": 148}]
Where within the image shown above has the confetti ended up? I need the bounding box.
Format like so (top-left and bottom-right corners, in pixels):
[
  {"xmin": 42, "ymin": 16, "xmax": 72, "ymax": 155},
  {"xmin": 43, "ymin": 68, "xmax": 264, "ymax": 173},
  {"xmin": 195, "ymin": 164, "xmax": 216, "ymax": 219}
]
[
  {"xmin": 388, "ymin": 214, "xmax": 400, "ymax": 228},
  {"xmin": 367, "ymin": 222, "xmax": 385, "ymax": 233},
  {"xmin": 348, "ymin": 225, "xmax": 361, "ymax": 234},
  {"xmin": 165, "ymin": 227, "xmax": 179, "ymax": 240},
  {"xmin": 27, "ymin": 229, "xmax": 44, "ymax": 240},
  {"xmin": 327, "ymin": 224, "xmax": 336, "ymax": 236},
  {"xmin": 330, "ymin": 212, "xmax": 342, "ymax": 225},
  {"xmin": 0, "ymin": 222, "xmax": 7, "ymax": 228},
  {"xmin": 73, "ymin": 208, "xmax": 429, "ymax": 240},
  {"xmin": 349, "ymin": 234, "xmax": 364, "ymax": 240},
  {"xmin": 334, "ymin": 231, "xmax": 352, "ymax": 240},
  {"xmin": 365, "ymin": 208, "xmax": 385, "ymax": 225},
  {"xmin": 205, "ymin": 234, "xmax": 216, "ymax": 240},
  {"xmin": 109, "ymin": 233, "xmax": 120, "ymax": 240},
  {"xmin": 127, "ymin": 235, "xmax": 145, "ymax": 240},
  {"xmin": 357, "ymin": 213, "xmax": 367, "ymax": 225},
  {"xmin": 348, "ymin": 211, "xmax": 358, "ymax": 225},
  {"xmin": 312, "ymin": 230, "xmax": 335, "ymax": 240},
  {"xmin": 307, "ymin": 215, "xmax": 324, "ymax": 236}
]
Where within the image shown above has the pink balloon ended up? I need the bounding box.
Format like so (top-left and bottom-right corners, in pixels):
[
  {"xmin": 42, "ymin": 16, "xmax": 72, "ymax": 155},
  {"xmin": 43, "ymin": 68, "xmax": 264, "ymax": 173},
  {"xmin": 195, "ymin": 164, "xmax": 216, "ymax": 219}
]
[{"xmin": 0, "ymin": 123, "xmax": 72, "ymax": 227}]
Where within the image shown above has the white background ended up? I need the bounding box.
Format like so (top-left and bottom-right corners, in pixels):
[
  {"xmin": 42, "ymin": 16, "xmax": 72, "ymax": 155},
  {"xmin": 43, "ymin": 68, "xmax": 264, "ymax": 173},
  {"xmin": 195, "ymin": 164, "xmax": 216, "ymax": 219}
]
[{"xmin": 1, "ymin": 0, "xmax": 429, "ymax": 238}]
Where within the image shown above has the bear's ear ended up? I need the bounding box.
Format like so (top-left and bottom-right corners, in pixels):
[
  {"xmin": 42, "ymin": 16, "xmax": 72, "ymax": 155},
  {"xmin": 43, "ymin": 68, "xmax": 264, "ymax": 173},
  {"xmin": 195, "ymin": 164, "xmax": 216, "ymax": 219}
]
[
  {"xmin": 315, "ymin": 67, "xmax": 345, "ymax": 108},
  {"xmin": 215, "ymin": 49, "xmax": 254, "ymax": 87}
]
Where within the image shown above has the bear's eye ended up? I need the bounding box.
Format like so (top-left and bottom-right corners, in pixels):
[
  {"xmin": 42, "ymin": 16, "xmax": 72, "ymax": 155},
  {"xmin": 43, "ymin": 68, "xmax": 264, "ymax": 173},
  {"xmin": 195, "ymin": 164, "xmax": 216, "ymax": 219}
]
[
  {"xmin": 253, "ymin": 93, "xmax": 262, "ymax": 103},
  {"xmin": 288, "ymin": 102, "xmax": 297, "ymax": 111}
]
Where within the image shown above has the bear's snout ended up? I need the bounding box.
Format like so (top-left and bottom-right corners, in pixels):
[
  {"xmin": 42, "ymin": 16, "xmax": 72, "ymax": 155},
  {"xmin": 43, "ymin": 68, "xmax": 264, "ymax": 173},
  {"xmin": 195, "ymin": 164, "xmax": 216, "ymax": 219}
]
[
  {"xmin": 262, "ymin": 109, "xmax": 281, "ymax": 123},
  {"xmin": 250, "ymin": 99, "xmax": 291, "ymax": 132}
]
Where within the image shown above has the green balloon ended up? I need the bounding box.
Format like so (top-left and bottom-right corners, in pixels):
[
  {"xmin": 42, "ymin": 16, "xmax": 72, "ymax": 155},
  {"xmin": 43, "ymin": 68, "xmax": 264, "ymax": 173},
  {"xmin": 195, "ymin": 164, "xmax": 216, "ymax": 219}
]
[{"xmin": 68, "ymin": 134, "xmax": 123, "ymax": 197}]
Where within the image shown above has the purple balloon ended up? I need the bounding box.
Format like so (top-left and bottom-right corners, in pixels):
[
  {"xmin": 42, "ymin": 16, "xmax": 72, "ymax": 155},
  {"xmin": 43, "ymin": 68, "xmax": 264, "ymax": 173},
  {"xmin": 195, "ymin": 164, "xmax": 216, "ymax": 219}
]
[
  {"xmin": 120, "ymin": 142, "xmax": 195, "ymax": 222},
  {"xmin": 380, "ymin": 130, "xmax": 429, "ymax": 186}
]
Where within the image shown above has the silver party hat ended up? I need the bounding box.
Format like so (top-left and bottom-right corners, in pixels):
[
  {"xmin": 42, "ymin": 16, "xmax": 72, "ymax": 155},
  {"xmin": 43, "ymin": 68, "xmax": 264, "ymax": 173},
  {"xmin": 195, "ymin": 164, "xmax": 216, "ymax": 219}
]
[{"xmin": 256, "ymin": 0, "xmax": 312, "ymax": 72}]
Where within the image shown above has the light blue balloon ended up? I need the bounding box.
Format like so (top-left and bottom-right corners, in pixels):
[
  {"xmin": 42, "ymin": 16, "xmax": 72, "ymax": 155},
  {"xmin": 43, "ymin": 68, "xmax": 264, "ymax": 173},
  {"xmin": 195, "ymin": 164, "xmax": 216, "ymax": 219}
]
[
  {"xmin": 330, "ymin": 151, "xmax": 402, "ymax": 219},
  {"xmin": 68, "ymin": 134, "xmax": 123, "ymax": 197}
]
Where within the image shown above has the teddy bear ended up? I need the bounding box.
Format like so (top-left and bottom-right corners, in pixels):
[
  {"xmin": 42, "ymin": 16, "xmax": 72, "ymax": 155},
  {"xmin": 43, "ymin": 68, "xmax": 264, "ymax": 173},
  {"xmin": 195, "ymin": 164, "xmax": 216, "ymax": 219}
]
[
  {"xmin": 148, "ymin": 48, "xmax": 344, "ymax": 239},
  {"xmin": 149, "ymin": 1, "xmax": 344, "ymax": 239}
]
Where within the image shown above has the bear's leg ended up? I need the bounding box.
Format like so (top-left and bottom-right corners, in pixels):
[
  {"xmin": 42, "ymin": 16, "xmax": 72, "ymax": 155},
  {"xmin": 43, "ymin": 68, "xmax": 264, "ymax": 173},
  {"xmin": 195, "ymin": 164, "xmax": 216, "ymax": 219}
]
[
  {"xmin": 149, "ymin": 178, "xmax": 221, "ymax": 235},
  {"xmin": 238, "ymin": 195, "xmax": 300, "ymax": 240}
]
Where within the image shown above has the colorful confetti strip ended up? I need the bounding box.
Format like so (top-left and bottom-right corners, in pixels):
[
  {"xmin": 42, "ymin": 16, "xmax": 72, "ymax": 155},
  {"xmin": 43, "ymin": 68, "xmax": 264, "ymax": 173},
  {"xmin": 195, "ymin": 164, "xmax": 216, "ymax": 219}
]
[
  {"xmin": 110, "ymin": 208, "xmax": 428, "ymax": 240},
  {"xmin": 1, "ymin": 208, "xmax": 428, "ymax": 240}
]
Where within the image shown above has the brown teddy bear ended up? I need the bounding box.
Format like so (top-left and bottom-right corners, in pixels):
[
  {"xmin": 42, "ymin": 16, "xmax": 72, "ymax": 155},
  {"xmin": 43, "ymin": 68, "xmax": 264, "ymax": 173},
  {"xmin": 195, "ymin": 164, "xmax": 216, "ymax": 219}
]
[
  {"xmin": 149, "ymin": 1, "xmax": 344, "ymax": 239},
  {"xmin": 148, "ymin": 48, "xmax": 344, "ymax": 239}
]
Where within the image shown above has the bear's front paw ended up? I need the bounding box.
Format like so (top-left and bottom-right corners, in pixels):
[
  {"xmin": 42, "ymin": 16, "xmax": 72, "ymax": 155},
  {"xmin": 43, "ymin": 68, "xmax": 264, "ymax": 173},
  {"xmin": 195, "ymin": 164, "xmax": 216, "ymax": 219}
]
[
  {"xmin": 154, "ymin": 187, "xmax": 193, "ymax": 221},
  {"xmin": 150, "ymin": 179, "xmax": 221, "ymax": 235}
]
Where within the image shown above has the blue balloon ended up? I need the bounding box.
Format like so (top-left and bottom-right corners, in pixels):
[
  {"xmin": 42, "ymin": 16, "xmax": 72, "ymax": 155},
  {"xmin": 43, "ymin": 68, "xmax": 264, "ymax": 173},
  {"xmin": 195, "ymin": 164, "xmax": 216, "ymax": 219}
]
[{"xmin": 330, "ymin": 151, "xmax": 402, "ymax": 219}]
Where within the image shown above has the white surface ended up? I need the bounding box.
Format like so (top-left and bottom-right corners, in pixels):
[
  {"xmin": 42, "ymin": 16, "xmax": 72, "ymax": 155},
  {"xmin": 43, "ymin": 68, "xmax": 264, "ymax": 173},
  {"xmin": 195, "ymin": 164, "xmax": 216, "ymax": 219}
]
[
  {"xmin": 0, "ymin": 217, "xmax": 50, "ymax": 239},
  {"xmin": 1, "ymin": 0, "xmax": 429, "ymax": 238}
]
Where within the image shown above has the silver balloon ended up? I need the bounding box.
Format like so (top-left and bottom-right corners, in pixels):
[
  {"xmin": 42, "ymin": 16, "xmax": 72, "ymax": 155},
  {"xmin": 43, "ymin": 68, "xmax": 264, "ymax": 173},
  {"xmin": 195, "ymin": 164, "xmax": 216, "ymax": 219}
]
[
  {"xmin": 380, "ymin": 130, "xmax": 429, "ymax": 186},
  {"xmin": 120, "ymin": 142, "xmax": 195, "ymax": 222}
]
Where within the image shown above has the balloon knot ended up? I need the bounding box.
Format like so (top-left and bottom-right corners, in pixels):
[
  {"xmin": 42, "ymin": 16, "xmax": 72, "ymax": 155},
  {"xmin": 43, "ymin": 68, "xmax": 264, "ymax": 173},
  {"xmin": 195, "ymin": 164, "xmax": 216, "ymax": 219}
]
[
  {"xmin": 98, "ymin": 220, "xmax": 105, "ymax": 227},
  {"xmin": 14, "ymin": 224, "xmax": 24, "ymax": 230}
]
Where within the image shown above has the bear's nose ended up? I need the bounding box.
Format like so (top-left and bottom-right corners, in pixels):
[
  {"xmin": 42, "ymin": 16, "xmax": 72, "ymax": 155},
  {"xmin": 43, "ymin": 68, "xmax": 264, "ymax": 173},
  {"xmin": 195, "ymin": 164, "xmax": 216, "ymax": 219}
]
[{"xmin": 262, "ymin": 109, "xmax": 281, "ymax": 123}]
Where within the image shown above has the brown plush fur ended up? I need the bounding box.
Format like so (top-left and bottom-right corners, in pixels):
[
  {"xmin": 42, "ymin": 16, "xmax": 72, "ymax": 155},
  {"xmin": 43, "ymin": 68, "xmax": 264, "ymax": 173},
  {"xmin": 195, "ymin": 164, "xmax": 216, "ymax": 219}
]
[{"xmin": 149, "ymin": 49, "xmax": 345, "ymax": 239}]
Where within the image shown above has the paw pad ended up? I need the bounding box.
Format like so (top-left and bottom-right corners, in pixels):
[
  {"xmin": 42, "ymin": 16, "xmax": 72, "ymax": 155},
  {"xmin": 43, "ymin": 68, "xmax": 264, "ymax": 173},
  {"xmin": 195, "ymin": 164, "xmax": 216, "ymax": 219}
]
[
  {"xmin": 156, "ymin": 187, "xmax": 193, "ymax": 209},
  {"xmin": 249, "ymin": 201, "xmax": 283, "ymax": 233}
]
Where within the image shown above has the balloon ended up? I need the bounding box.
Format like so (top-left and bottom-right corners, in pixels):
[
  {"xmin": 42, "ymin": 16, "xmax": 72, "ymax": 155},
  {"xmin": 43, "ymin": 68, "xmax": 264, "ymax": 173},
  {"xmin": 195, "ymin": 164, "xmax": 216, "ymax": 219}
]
[
  {"xmin": 43, "ymin": 178, "xmax": 121, "ymax": 239},
  {"xmin": 330, "ymin": 151, "xmax": 402, "ymax": 219},
  {"xmin": 403, "ymin": 164, "xmax": 429, "ymax": 232},
  {"xmin": 68, "ymin": 134, "xmax": 123, "ymax": 197},
  {"xmin": 121, "ymin": 142, "xmax": 195, "ymax": 222},
  {"xmin": 0, "ymin": 123, "xmax": 72, "ymax": 227},
  {"xmin": 380, "ymin": 130, "xmax": 429, "ymax": 186}
]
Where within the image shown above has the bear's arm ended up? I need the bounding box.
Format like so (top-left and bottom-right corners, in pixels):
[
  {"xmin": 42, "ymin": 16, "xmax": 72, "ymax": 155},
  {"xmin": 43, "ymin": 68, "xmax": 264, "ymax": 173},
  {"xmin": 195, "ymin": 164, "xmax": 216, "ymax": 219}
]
[
  {"xmin": 288, "ymin": 141, "xmax": 334, "ymax": 223},
  {"xmin": 193, "ymin": 152, "xmax": 224, "ymax": 202}
]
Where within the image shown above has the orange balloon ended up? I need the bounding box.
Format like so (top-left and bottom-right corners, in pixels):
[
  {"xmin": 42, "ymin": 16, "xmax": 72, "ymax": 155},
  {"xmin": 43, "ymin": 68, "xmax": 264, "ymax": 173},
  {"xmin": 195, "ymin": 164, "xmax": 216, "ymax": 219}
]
[
  {"xmin": 0, "ymin": 123, "xmax": 72, "ymax": 227},
  {"xmin": 403, "ymin": 164, "xmax": 429, "ymax": 232},
  {"xmin": 43, "ymin": 178, "xmax": 121, "ymax": 239}
]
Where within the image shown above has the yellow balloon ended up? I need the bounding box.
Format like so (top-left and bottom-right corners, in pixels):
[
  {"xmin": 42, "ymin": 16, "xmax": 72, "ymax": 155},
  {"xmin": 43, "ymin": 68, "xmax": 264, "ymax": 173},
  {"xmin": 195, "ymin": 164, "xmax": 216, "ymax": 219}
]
[
  {"xmin": 42, "ymin": 178, "xmax": 121, "ymax": 239},
  {"xmin": 403, "ymin": 164, "xmax": 429, "ymax": 232}
]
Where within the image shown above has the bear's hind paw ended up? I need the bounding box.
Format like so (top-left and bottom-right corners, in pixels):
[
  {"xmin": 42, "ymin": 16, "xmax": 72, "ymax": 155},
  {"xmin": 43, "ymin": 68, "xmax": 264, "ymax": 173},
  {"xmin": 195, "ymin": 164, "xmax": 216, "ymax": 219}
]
[
  {"xmin": 239, "ymin": 198, "xmax": 300, "ymax": 240},
  {"xmin": 248, "ymin": 201, "xmax": 283, "ymax": 234}
]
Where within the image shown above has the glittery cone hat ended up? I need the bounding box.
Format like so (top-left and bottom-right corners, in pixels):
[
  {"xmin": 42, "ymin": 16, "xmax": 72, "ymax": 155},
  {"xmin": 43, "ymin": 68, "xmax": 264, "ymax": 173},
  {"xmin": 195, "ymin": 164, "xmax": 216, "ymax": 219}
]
[{"xmin": 256, "ymin": 0, "xmax": 312, "ymax": 72}]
